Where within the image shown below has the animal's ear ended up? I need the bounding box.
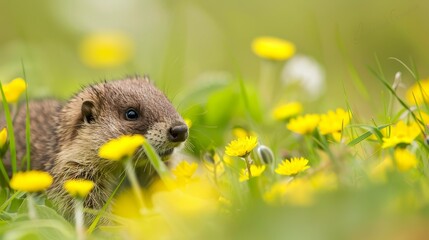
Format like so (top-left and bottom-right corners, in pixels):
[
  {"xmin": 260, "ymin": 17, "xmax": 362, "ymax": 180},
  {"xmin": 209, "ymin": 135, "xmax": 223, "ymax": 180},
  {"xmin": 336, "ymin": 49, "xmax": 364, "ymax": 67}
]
[{"xmin": 81, "ymin": 100, "xmax": 96, "ymax": 124}]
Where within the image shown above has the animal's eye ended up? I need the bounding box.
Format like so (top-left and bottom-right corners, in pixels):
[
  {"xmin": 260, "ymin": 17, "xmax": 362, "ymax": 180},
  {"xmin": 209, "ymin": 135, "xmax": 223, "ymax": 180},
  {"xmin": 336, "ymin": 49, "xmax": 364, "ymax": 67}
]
[{"xmin": 125, "ymin": 108, "xmax": 139, "ymax": 121}]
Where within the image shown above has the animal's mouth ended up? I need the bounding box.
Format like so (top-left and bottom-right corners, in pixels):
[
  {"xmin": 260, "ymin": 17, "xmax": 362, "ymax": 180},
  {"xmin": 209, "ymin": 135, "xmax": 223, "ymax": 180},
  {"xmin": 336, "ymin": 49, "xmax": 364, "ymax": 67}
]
[{"xmin": 157, "ymin": 148, "xmax": 175, "ymax": 158}]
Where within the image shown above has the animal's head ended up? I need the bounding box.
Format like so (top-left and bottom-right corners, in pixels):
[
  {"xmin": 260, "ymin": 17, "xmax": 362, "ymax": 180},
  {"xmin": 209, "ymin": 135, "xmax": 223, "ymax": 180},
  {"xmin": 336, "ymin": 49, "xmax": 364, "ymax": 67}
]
[{"xmin": 59, "ymin": 76, "xmax": 188, "ymax": 160}]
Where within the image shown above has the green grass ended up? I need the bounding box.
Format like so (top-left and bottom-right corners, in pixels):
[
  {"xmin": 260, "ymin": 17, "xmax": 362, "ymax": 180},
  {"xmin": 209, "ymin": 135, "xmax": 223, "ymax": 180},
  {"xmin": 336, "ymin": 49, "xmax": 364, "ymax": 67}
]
[{"xmin": 1, "ymin": 58, "xmax": 429, "ymax": 240}]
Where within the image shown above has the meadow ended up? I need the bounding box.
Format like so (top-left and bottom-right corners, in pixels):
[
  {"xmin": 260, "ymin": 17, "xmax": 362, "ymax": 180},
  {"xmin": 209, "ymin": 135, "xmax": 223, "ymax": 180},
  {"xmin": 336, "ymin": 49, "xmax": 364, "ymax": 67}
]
[{"xmin": 1, "ymin": 1, "xmax": 429, "ymax": 239}]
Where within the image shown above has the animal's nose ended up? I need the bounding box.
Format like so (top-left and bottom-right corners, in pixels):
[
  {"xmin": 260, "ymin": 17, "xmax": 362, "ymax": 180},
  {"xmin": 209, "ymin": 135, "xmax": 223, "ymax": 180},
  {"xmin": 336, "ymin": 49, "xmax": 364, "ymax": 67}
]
[{"xmin": 168, "ymin": 123, "xmax": 188, "ymax": 142}]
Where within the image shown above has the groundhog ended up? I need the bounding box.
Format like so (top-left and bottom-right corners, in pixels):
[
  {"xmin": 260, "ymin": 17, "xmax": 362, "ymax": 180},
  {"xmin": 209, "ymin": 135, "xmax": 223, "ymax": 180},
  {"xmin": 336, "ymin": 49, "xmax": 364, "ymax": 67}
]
[{"xmin": 1, "ymin": 76, "xmax": 188, "ymax": 222}]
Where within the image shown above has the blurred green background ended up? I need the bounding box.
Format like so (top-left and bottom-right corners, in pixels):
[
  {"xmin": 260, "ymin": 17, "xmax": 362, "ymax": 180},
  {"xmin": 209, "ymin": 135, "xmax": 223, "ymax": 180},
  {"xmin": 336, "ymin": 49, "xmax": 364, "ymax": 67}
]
[{"xmin": 0, "ymin": 0, "xmax": 427, "ymax": 114}]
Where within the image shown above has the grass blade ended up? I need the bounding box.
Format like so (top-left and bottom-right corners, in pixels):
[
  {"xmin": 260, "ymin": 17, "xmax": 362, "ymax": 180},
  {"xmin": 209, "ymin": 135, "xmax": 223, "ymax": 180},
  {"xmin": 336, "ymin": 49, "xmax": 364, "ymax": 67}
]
[
  {"xmin": 21, "ymin": 60, "xmax": 31, "ymax": 170},
  {"xmin": 87, "ymin": 172, "xmax": 126, "ymax": 234},
  {"xmin": 347, "ymin": 124, "xmax": 389, "ymax": 146},
  {"xmin": 0, "ymin": 82, "xmax": 17, "ymax": 174},
  {"xmin": 141, "ymin": 141, "xmax": 173, "ymax": 184}
]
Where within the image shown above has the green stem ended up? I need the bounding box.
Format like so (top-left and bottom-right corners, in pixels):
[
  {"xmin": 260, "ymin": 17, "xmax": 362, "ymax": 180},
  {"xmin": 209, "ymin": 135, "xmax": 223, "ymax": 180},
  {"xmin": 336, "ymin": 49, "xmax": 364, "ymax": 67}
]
[
  {"xmin": 124, "ymin": 159, "xmax": 145, "ymax": 212},
  {"xmin": 259, "ymin": 60, "xmax": 277, "ymax": 106},
  {"xmin": 0, "ymin": 156, "xmax": 9, "ymax": 184},
  {"xmin": 304, "ymin": 135, "xmax": 318, "ymax": 164},
  {"xmin": 244, "ymin": 155, "xmax": 252, "ymax": 179},
  {"xmin": 75, "ymin": 199, "xmax": 85, "ymax": 240},
  {"xmin": 27, "ymin": 194, "xmax": 37, "ymax": 220},
  {"xmin": 141, "ymin": 141, "xmax": 174, "ymax": 187},
  {"xmin": 0, "ymin": 83, "xmax": 17, "ymax": 174}
]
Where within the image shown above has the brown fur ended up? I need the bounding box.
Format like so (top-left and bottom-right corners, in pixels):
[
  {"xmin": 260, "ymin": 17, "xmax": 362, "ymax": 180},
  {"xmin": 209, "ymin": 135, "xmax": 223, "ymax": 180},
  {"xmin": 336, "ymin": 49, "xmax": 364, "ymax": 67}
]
[{"xmin": 2, "ymin": 76, "xmax": 186, "ymax": 222}]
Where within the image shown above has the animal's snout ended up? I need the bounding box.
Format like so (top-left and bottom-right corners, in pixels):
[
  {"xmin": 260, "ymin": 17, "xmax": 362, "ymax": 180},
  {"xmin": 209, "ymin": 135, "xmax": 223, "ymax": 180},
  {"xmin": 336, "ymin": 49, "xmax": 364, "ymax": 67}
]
[{"xmin": 168, "ymin": 123, "xmax": 188, "ymax": 142}]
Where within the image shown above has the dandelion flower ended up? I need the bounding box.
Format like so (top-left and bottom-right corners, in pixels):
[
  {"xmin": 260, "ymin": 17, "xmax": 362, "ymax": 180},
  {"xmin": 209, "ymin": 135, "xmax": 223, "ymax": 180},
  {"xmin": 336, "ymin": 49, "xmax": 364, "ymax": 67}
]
[
  {"xmin": 272, "ymin": 102, "xmax": 302, "ymax": 121},
  {"xmin": 64, "ymin": 179, "xmax": 95, "ymax": 198},
  {"xmin": 252, "ymin": 37, "xmax": 295, "ymax": 61},
  {"xmin": 281, "ymin": 55, "xmax": 326, "ymax": 99},
  {"xmin": 79, "ymin": 32, "xmax": 133, "ymax": 68},
  {"xmin": 98, "ymin": 135, "xmax": 146, "ymax": 161},
  {"xmin": 239, "ymin": 165, "xmax": 266, "ymax": 182},
  {"xmin": 275, "ymin": 157, "xmax": 310, "ymax": 176},
  {"xmin": 394, "ymin": 148, "xmax": 417, "ymax": 171},
  {"xmin": 406, "ymin": 78, "xmax": 429, "ymax": 105},
  {"xmin": 10, "ymin": 171, "xmax": 53, "ymax": 192},
  {"xmin": 1, "ymin": 78, "xmax": 27, "ymax": 103},
  {"xmin": 225, "ymin": 136, "xmax": 258, "ymax": 157},
  {"xmin": 232, "ymin": 127, "xmax": 256, "ymax": 139},
  {"xmin": 318, "ymin": 108, "xmax": 351, "ymax": 141},
  {"xmin": 173, "ymin": 161, "xmax": 198, "ymax": 181},
  {"xmin": 381, "ymin": 121, "xmax": 421, "ymax": 148},
  {"xmin": 0, "ymin": 128, "xmax": 7, "ymax": 148},
  {"xmin": 287, "ymin": 114, "xmax": 320, "ymax": 135}
]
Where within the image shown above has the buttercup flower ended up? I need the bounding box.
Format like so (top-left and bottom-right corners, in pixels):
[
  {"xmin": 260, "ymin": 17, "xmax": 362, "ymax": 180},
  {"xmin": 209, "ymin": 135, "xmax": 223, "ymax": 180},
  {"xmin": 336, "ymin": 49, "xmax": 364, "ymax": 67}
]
[
  {"xmin": 1, "ymin": 78, "xmax": 27, "ymax": 103},
  {"xmin": 225, "ymin": 136, "xmax": 258, "ymax": 157},
  {"xmin": 406, "ymin": 78, "xmax": 429, "ymax": 105},
  {"xmin": 173, "ymin": 161, "xmax": 198, "ymax": 181},
  {"xmin": 252, "ymin": 37, "xmax": 296, "ymax": 61},
  {"xmin": 79, "ymin": 32, "xmax": 133, "ymax": 68},
  {"xmin": 64, "ymin": 179, "xmax": 95, "ymax": 198},
  {"xmin": 272, "ymin": 102, "xmax": 303, "ymax": 121},
  {"xmin": 10, "ymin": 171, "xmax": 53, "ymax": 192},
  {"xmin": 239, "ymin": 165, "xmax": 266, "ymax": 182},
  {"xmin": 381, "ymin": 121, "xmax": 421, "ymax": 148},
  {"xmin": 0, "ymin": 128, "xmax": 7, "ymax": 148},
  {"xmin": 318, "ymin": 108, "xmax": 351, "ymax": 141},
  {"xmin": 275, "ymin": 157, "xmax": 310, "ymax": 176},
  {"xmin": 393, "ymin": 148, "xmax": 418, "ymax": 171},
  {"xmin": 287, "ymin": 114, "xmax": 320, "ymax": 135},
  {"xmin": 98, "ymin": 135, "xmax": 146, "ymax": 161}
]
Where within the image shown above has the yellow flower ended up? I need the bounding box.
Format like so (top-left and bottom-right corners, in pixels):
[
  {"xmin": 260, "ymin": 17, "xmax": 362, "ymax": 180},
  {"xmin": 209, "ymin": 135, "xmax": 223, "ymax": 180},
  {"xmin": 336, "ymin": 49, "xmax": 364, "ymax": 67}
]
[
  {"xmin": 1, "ymin": 78, "xmax": 27, "ymax": 103},
  {"xmin": 394, "ymin": 148, "xmax": 418, "ymax": 171},
  {"xmin": 225, "ymin": 136, "xmax": 258, "ymax": 157},
  {"xmin": 239, "ymin": 165, "xmax": 266, "ymax": 182},
  {"xmin": 287, "ymin": 114, "xmax": 320, "ymax": 135},
  {"xmin": 63, "ymin": 179, "xmax": 95, "ymax": 198},
  {"xmin": 0, "ymin": 128, "xmax": 7, "ymax": 148},
  {"xmin": 231, "ymin": 127, "xmax": 256, "ymax": 139},
  {"xmin": 203, "ymin": 153, "xmax": 225, "ymax": 178},
  {"xmin": 98, "ymin": 135, "xmax": 146, "ymax": 161},
  {"xmin": 414, "ymin": 111, "xmax": 429, "ymax": 125},
  {"xmin": 406, "ymin": 78, "xmax": 429, "ymax": 105},
  {"xmin": 275, "ymin": 157, "xmax": 310, "ymax": 176},
  {"xmin": 371, "ymin": 149, "xmax": 417, "ymax": 183},
  {"xmin": 318, "ymin": 108, "xmax": 351, "ymax": 136},
  {"xmin": 10, "ymin": 171, "xmax": 53, "ymax": 192},
  {"xmin": 79, "ymin": 32, "xmax": 133, "ymax": 68},
  {"xmin": 272, "ymin": 102, "xmax": 303, "ymax": 121},
  {"xmin": 173, "ymin": 161, "xmax": 198, "ymax": 181},
  {"xmin": 252, "ymin": 37, "xmax": 296, "ymax": 61},
  {"xmin": 381, "ymin": 121, "xmax": 421, "ymax": 148}
]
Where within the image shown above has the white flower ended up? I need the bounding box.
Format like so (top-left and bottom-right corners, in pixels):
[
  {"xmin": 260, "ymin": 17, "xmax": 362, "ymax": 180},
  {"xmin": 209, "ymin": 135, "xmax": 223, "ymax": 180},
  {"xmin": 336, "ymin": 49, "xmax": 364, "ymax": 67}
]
[{"xmin": 281, "ymin": 55, "xmax": 325, "ymax": 99}]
